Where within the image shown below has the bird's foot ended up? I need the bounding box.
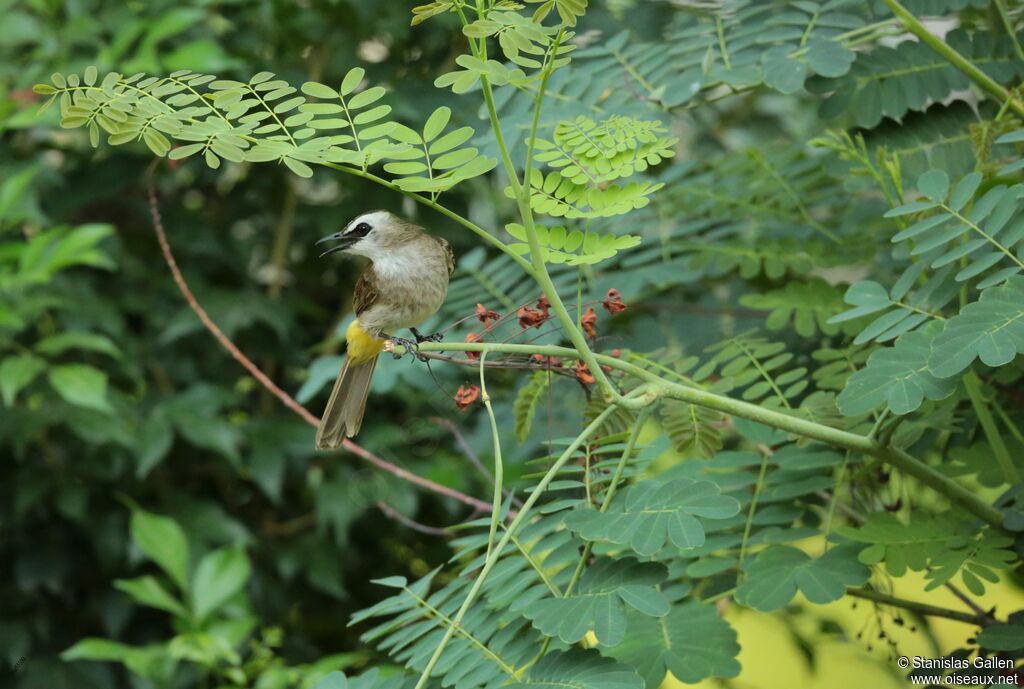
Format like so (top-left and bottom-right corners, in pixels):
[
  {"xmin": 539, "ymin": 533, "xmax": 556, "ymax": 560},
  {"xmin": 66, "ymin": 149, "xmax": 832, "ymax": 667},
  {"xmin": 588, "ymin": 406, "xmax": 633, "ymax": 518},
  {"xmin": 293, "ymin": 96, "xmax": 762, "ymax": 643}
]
[
  {"xmin": 386, "ymin": 335, "xmax": 428, "ymax": 362},
  {"xmin": 411, "ymin": 327, "xmax": 443, "ymax": 344}
]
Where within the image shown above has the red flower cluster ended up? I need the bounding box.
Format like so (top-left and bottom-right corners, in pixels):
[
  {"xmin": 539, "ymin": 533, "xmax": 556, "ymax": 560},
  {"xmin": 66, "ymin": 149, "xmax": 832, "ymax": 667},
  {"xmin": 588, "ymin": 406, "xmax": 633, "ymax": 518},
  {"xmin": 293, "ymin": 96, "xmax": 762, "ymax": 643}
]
[
  {"xmin": 454, "ymin": 384, "xmax": 481, "ymax": 410},
  {"xmin": 602, "ymin": 288, "xmax": 627, "ymax": 314},
  {"xmin": 531, "ymin": 354, "xmax": 563, "ymax": 368}
]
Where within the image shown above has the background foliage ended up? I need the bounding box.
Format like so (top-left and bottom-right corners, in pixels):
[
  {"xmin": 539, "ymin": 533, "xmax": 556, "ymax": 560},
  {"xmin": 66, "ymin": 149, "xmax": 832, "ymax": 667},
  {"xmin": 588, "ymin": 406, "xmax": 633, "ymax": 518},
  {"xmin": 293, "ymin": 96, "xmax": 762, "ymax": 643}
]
[{"xmin": 3, "ymin": 1, "xmax": 1024, "ymax": 688}]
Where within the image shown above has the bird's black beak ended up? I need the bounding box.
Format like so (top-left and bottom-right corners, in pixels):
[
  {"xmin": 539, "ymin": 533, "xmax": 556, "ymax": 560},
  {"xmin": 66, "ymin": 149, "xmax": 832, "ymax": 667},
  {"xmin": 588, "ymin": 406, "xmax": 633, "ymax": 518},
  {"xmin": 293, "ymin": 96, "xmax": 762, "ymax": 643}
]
[{"xmin": 316, "ymin": 231, "xmax": 356, "ymax": 258}]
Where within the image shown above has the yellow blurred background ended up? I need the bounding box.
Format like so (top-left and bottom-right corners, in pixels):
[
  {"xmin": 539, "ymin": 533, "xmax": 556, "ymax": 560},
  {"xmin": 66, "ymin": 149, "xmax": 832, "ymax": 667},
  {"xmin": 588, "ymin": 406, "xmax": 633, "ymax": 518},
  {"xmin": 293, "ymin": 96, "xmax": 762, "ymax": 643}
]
[{"xmin": 673, "ymin": 571, "xmax": 1023, "ymax": 689}]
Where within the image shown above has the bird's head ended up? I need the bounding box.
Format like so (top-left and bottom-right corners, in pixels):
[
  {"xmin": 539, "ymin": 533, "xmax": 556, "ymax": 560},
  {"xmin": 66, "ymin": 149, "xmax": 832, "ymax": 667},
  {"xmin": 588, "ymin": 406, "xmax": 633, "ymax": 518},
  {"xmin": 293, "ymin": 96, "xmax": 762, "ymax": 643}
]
[{"xmin": 316, "ymin": 210, "xmax": 418, "ymax": 260}]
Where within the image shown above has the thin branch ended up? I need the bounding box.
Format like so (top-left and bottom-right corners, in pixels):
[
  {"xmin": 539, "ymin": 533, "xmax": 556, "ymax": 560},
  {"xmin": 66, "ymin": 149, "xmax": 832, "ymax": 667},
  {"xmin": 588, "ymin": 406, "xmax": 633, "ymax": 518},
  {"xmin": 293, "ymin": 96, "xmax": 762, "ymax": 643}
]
[
  {"xmin": 376, "ymin": 501, "xmax": 450, "ymax": 536},
  {"xmin": 848, "ymin": 587, "xmax": 990, "ymax": 626},
  {"xmin": 146, "ymin": 167, "xmax": 493, "ymax": 514}
]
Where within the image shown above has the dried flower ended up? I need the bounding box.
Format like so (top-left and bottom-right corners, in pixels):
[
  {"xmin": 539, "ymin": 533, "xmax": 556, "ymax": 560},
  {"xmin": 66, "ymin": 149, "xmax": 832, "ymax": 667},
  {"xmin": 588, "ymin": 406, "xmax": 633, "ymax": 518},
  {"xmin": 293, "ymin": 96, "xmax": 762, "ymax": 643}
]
[
  {"xmin": 531, "ymin": 354, "xmax": 563, "ymax": 367},
  {"xmin": 475, "ymin": 303, "xmax": 500, "ymax": 330},
  {"xmin": 602, "ymin": 288, "xmax": 627, "ymax": 314},
  {"xmin": 536, "ymin": 295, "xmax": 551, "ymax": 318},
  {"xmin": 610, "ymin": 348, "xmax": 622, "ymax": 358},
  {"xmin": 518, "ymin": 305, "xmax": 546, "ymax": 329},
  {"xmin": 573, "ymin": 361, "xmax": 596, "ymax": 385},
  {"xmin": 465, "ymin": 332, "xmax": 482, "ymax": 360},
  {"xmin": 454, "ymin": 384, "xmax": 481, "ymax": 410},
  {"xmin": 581, "ymin": 306, "xmax": 598, "ymax": 339}
]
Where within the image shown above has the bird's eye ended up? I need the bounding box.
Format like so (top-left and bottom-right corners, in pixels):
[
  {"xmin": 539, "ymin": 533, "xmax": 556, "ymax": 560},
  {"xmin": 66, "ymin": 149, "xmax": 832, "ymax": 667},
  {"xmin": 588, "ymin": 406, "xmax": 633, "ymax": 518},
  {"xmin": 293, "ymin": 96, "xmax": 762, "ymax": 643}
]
[{"xmin": 348, "ymin": 222, "xmax": 372, "ymax": 238}]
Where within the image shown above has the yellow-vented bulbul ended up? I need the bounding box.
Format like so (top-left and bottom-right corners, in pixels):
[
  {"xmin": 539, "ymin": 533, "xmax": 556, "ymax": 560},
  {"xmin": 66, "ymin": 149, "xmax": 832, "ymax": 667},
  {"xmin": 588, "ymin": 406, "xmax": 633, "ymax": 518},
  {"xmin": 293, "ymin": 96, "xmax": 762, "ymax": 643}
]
[{"xmin": 315, "ymin": 210, "xmax": 455, "ymax": 448}]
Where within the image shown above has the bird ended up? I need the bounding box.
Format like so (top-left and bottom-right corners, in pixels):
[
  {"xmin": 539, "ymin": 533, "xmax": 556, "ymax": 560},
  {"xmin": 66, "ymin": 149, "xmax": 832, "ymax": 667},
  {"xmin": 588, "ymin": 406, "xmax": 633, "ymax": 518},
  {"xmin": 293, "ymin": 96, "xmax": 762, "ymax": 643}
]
[{"xmin": 314, "ymin": 210, "xmax": 455, "ymax": 448}]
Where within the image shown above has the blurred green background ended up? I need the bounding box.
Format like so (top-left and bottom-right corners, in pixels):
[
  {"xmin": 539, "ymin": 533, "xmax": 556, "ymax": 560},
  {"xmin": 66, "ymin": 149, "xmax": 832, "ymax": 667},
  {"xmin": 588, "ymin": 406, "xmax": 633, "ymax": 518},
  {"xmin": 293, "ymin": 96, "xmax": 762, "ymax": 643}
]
[{"xmin": 1, "ymin": 2, "xmax": 675, "ymax": 687}]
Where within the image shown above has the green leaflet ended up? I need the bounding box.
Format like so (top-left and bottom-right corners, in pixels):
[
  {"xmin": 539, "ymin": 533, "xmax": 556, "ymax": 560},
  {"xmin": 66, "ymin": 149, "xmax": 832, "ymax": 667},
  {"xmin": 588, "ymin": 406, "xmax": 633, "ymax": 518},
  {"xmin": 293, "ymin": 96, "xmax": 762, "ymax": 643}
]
[
  {"xmin": 130, "ymin": 508, "xmax": 190, "ymax": 591},
  {"xmin": 114, "ymin": 576, "xmax": 189, "ymax": 619},
  {"xmin": 464, "ymin": 11, "xmax": 567, "ymax": 69},
  {"xmin": 521, "ymin": 558, "xmax": 669, "ymax": 646},
  {"xmin": 602, "ymin": 603, "xmax": 741, "ymax": 687},
  {"xmin": 829, "ymin": 269, "xmax": 956, "ymax": 345},
  {"xmin": 191, "ymin": 545, "xmax": 251, "ymax": 621},
  {"xmin": 42, "ymin": 68, "xmax": 495, "ymax": 194},
  {"xmin": 311, "ymin": 672, "xmax": 348, "ymax": 689},
  {"xmin": 356, "ymin": 570, "xmax": 539, "ymax": 687},
  {"xmin": 863, "ymin": 102, "xmax": 982, "ymax": 183},
  {"xmin": 563, "ymin": 478, "xmax": 740, "ymax": 556},
  {"xmin": 512, "ymin": 650, "xmax": 642, "ymax": 689},
  {"xmin": 525, "ymin": 0, "xmax": 588, "ymax": 27},
  {"xmin": 383, "ymin": 107, "xmax": 497, "ymax": 198},
  {"xmin": 517, "ymin": 169, "xmax": 664, "ymax": 219},
  {"xmin": 977, "ymin": 625, "xmax": 1024, "ymax": 651},
  {"xmin": 836, "ymin": 322, "xmax": 957, "ymax": 416},
  {"xmin": 0, "ymin": 354, "xmax": 46, "ymax": 406},
  {"xmin": 699, "ymin": 332, "xmax": 810, "ymax": 411},
  {"xmin": 735, "ymin": 543, "xmax": 870, "ymax": 611},
  {"xmin": 886, "ymin": 170, "xmax": 1024, "ymax": 289},
  {"xmin": 659, "ymin": 400, "xmax": 724, "ymax": 459},
  {"xmin": 838, "ymin": 513, "xmax": 1014, "ymax": 595},
  {"xmin": 533, "ymin": 115, "xmax": 677, "ymax": 185},
  {"xmin": 504, "ymin": 223, "xmax": 642, "ymax": 265},
  {"xmin": 513, "ymin": 370, "xmax": 550, "ymax": 442},
  {"xmin": 47, "ymin": 363, "xmax": 112, "ymax": 413},
  {"xmin": 927, "ymin": 276, "xmax": 1024, "ymax": 378},
  {"xmin": 809, "ymin": 30, "xmax": 1024, "ymax": 128},
  {"xmin": 740, "ymin": 278, "xmax": 847, "ymax": 337}
]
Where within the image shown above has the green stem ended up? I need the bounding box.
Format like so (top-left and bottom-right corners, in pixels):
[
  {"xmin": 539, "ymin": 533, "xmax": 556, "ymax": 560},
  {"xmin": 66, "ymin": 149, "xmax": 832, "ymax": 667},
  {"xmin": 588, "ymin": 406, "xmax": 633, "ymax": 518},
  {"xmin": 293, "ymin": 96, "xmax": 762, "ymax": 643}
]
[
  {"xmin": 505, "ymin": 30, "xmax": 620, "ymax": 402},
  {"xmin": 963, "ymin": 372, "xmax": 1020, "ymax": 484},
  {"xmin": 994, "ymin": 402, "xmax": 1024, "ymax": 447},
  {"xmin": 848, "ymin": 587, "xmax": 989, "ymax": 626},
  {"xmin": 410, "ymin": 387, "xmax": 650, "ymax": 689},
  {"xmin": 993, "ymin": 0, "xmax": 1024, "ymax": 60},
  {"xmin": 411, "ymin": 340, "xmax": 1004, "ymax": 527},
  {"xmin": 565, "ymin": 407, "xmax": 650, "ymax": 596},
  {"xmin": 823, "ymin": 453, "xmax": 851, "ymax": 550},
  {"xmin": 403, "ymin": 586, "xmax": 518, "ymax": 676},
  {"xmin": 881, "ymin": 0, "xmax": 1024, "ymax": 117},
  {"xmin": 479, "ymin": 352, "xmax": 504, "ymax": 557},
  {"xmin": 737, "ymin": 448, "xmax": 771, "ymax": 580},
  {"xmin": 531, "ymin": 406, "xmax": 651, "ymax": 666}
]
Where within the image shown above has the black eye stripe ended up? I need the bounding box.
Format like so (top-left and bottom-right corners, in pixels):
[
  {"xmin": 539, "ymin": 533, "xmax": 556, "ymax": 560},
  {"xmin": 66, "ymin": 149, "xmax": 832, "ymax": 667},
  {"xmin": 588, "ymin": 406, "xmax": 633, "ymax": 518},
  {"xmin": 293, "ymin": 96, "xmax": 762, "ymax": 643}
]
[{"xmin": 346, "ymin": 222, "xmax": 372, "ymax": 238}]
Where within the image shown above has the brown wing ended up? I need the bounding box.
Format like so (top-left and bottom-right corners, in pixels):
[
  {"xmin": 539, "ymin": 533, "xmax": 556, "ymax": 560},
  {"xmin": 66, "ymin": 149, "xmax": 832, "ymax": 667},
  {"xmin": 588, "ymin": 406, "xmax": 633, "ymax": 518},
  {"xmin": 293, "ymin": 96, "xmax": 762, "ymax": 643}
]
[
  {"xmin": 352, "ymin": 266, "xmax": 379, "ymax": 315},
  {"xmin": 432, "ymin": 235, "xmax": 456, "ymax": 276}
]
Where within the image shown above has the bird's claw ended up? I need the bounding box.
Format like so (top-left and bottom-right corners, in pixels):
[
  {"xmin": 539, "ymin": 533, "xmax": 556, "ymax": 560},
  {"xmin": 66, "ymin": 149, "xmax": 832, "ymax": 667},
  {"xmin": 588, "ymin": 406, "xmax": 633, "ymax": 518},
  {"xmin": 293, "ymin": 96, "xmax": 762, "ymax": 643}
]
[
  {"xmin": 388, "ymin": 336, "xmax": 428, "ymax": 362},
  {"xmin": 412, "ymin": 328, "xmax": 444, "ymax": 344}
]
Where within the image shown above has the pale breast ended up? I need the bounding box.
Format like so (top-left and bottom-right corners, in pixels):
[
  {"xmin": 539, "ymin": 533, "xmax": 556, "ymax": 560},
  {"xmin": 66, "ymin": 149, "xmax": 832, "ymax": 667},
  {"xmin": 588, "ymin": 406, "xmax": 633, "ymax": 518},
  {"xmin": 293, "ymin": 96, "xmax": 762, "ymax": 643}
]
[{"xmin": 357, "ymin": 238, "xmax": 451, "ymax": 335}]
